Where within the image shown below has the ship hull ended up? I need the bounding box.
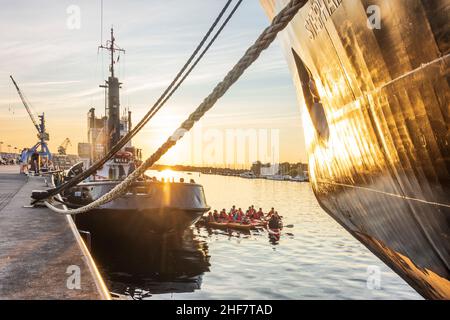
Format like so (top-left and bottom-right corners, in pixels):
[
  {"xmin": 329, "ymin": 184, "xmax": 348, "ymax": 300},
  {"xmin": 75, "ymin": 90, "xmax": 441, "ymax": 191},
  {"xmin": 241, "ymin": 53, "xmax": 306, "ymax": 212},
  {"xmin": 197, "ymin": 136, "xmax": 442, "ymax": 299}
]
[
  {"xmin": 262, "ymin": 0, "xmax": 450, "ymax": 299},
  {"xmin": 74, "ymin": 207, "xmax": 207, "ymax": 238},
  {"xmin": 67, "ymin": 181, "xmax": 210, "ymax": 235}
]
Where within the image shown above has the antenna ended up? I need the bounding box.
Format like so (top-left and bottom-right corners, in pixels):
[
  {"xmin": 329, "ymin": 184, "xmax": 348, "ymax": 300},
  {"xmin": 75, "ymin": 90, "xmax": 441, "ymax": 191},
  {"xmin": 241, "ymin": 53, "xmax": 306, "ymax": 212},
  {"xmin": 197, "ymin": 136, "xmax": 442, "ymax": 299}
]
[
  {"xmin": 100, "ymin": 0, "xmax": 103, "ymax": 45},
  {"xmin": 98, "ymin": 27, "xmax": 125, "ymax": 78}
]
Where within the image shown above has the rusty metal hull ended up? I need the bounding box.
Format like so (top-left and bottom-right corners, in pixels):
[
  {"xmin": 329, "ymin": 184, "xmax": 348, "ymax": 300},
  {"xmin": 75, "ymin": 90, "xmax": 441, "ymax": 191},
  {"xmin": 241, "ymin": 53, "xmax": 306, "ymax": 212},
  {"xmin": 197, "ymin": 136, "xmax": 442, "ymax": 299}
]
[{"xmin": 261, "ymin": 0, "xmax": 450, "ymax": 299}]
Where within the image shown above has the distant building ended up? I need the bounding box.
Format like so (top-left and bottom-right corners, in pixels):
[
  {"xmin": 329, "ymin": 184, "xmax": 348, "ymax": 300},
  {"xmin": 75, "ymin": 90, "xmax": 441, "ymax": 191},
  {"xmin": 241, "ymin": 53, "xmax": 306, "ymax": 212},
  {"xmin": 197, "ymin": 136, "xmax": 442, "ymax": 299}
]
[
  {"xmin": 251, "ymin": 161, "xmax": 308, "ymax": 177},
  {"xmin": 77, "ymin": 143, "xmax": 91, "ymax": 159},
  {"xmin": 260, "ymin": 163, "xmax": 278, "ymax": 177}
]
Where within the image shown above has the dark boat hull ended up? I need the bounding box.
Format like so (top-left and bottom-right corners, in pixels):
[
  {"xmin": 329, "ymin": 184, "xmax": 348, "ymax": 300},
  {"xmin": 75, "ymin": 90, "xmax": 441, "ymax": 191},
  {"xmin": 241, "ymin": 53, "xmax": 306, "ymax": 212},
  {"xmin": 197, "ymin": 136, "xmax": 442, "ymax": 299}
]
[
  {"xmin": 75, "ymin": 207, "xmax": 207, "ymax": 236},
  {"xmin": 68, "ymin": 181, "xmax": 210, "ymax": 235},
  {"xmin": 262, "ymin": 0, "xmax": 450, "ymax": 299}
]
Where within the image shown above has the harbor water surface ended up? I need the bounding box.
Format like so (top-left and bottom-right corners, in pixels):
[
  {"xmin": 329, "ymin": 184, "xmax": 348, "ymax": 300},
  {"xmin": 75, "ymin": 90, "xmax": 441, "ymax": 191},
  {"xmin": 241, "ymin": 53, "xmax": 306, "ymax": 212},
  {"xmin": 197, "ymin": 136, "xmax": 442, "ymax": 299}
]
[{"xmin": 92, "ymin": 171, "xmax": 422, "ymax": 300}]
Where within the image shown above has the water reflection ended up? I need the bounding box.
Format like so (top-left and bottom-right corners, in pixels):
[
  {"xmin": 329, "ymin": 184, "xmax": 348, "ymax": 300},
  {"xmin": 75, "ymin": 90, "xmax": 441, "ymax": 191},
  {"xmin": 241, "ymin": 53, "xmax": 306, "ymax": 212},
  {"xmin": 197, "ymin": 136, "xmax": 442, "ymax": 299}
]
[
  {"xmin": 197, "ymin": 225, "xmax": 251, "ymax": 238},
  {"xmin": 195, "ymin": 224, "xmax": 283, "ymax": 246},
  {"xmin": 90, "ymin": 229, "xmax": 210, "ymax": 299},
  {"xmin": 268, "ymin": 230, "xmax": 281, "ymax": 245},
  {"xmin": 89, "ymin": 173, "xmax": 420, "ymax": 299}
]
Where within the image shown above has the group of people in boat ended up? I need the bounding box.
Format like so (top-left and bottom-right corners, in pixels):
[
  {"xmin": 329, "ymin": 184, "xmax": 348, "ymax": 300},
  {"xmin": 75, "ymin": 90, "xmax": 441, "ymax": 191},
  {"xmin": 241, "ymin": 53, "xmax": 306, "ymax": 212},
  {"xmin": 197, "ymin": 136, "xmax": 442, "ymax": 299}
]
[{"xmin": 205, "ymin": 205, "xmax": 282, "ymax": 229}]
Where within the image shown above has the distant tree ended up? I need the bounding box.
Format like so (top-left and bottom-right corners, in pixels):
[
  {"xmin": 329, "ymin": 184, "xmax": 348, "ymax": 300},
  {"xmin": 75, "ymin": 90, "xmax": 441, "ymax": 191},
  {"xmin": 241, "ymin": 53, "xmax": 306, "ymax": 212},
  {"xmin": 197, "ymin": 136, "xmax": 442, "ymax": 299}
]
[{"xmin": 251, "ymin": 161, "xmax": 262, "ymax": 175}]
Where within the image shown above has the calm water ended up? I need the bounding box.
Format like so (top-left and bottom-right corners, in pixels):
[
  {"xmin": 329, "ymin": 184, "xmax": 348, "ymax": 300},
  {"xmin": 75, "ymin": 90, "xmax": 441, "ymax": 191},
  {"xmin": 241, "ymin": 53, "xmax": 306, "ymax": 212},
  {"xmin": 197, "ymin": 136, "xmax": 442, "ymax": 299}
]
[{"xmin": 92, "ymin": 171, "xmax": 422, "ymax": 300}]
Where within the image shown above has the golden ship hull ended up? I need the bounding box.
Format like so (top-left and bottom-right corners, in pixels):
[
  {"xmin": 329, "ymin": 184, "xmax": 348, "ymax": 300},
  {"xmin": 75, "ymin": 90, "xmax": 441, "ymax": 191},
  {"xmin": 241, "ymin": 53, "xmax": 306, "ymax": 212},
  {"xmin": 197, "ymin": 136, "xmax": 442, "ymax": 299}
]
[{"xmin": 262, "ymin": 0, "xmax": 450, "ymax": 299}]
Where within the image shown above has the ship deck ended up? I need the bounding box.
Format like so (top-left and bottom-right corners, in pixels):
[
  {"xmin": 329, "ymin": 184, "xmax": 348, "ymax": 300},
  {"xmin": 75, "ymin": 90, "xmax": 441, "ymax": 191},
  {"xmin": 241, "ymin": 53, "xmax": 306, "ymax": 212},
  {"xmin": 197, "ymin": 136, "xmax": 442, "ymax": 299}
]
[{"xmin": 0, "ymin": 166, "xmax": 110, "ymax": 299}]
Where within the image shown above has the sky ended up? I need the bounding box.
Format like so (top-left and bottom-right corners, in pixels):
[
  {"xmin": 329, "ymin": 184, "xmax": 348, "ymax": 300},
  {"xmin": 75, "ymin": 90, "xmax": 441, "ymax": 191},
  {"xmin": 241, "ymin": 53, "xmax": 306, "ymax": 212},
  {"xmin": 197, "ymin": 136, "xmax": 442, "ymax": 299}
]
[{"xmin": 0, "ymin": 0, "xmax": 307, "ymax": 167}]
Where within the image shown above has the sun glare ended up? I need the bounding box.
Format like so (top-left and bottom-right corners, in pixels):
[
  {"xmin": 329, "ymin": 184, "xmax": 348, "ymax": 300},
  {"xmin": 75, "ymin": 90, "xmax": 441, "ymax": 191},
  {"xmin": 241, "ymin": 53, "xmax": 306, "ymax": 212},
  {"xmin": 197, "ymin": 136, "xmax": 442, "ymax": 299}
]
[{"xmin": 159, "ymin": 169, "xmax": 177, "ymax": 181}]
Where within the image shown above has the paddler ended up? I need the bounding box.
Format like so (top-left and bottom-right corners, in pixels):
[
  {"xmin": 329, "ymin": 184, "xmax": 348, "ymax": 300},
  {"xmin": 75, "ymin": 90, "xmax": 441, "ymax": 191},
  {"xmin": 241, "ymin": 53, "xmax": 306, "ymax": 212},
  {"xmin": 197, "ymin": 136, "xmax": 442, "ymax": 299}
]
[
  {"xmin": 268, "ymin": 213, "xmax": 280, "ymax": 230},
  {"xmin": 239, "ymin": 208, "xmax": 245, "ymax": 218},
  {"xmin": 234, "ymin": 208, "xmax": 244, "ymax": 222},
  {"xmin": 207, "ymin": 211, "xmax": 215, "ymax": 222},
  {"xmin": 274, "ymin": 211, "xmax": 281, "ymax": 219},
  {"xmin": 266, "ymin": 207, "xmax": 275, "ymax": 219},
  {"xmin": 256, "ymin": 208, "xmax": 264, "ymax": 220},
  {"xmin": 213, "ymin": 210, "xmax": 220, "ymax": 221},
  {"xmin": 233, "ymin": 209, "xmax": 239, "ymax": 221},
  {"xmin": 246, "ymin": 205, "xmax": 254, "ymax": 218},
  {"xmin": 219, "ymin": 209, "xmax": 228, "ymax": 222}
]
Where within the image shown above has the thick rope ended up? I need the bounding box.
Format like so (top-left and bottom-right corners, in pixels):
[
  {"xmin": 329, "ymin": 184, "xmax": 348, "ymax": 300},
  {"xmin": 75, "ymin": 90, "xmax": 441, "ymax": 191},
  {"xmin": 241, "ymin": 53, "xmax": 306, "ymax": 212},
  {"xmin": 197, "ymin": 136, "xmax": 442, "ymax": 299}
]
[
  {"xmin": 142, "ymin": 0, "xmax": 244, "ymax": 128},
  {"xmin": 45, "ymin": 0, "xmax": 307, "ymax": 214}
]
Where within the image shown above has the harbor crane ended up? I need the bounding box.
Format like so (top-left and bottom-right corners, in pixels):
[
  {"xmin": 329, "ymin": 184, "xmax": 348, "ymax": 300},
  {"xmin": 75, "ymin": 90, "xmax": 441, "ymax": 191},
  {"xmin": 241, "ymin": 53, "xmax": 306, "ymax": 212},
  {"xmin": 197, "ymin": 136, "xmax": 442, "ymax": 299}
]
[
  {"xmin": 9, "ymin": 75, "xmax": 52, "ymax": 160},
  {"xmin": 58, "ymin": 138, "xmax": 72, "ymax": 155}
]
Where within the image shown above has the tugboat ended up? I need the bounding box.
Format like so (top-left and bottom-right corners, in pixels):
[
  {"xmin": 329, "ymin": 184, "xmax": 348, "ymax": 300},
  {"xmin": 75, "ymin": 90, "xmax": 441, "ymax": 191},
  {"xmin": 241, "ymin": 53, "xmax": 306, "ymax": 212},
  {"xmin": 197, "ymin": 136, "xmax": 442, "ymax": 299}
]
[{"xmin": 62, "ymin": 28, "xmax": 210, "ymax": 236}]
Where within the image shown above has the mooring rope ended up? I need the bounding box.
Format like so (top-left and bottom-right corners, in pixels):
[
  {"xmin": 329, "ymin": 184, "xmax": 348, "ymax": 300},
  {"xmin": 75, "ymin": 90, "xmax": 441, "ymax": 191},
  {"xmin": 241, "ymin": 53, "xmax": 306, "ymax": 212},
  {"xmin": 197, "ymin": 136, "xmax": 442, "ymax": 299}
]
[
  {"xmin": 45, "ymin": 0, "xmax": 307, "ymax": 214},
  {"xmin": 143, "ymin": 0, "xmax": 244, "ymax": 128}
]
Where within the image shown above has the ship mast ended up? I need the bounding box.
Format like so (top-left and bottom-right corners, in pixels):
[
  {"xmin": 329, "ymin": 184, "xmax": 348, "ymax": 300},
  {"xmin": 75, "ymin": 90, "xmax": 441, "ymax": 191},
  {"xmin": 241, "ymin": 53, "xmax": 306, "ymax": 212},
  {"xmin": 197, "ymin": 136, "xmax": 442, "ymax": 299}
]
[
  {"xmin": 99, "ymin": 28, "xmax": 125, "ymax": 78},
  {"xmin": 99, "ymin": 28, "xmax": 125, "ymax": 152}
]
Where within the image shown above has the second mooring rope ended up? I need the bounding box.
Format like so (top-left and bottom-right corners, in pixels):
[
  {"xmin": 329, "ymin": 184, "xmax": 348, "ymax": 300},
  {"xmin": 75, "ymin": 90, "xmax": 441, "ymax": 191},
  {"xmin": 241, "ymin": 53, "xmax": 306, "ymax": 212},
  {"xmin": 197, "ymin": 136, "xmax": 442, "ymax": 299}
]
[{"xmin": 45, "ymin": 0, "xmax": 307, "ymax": 215}]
